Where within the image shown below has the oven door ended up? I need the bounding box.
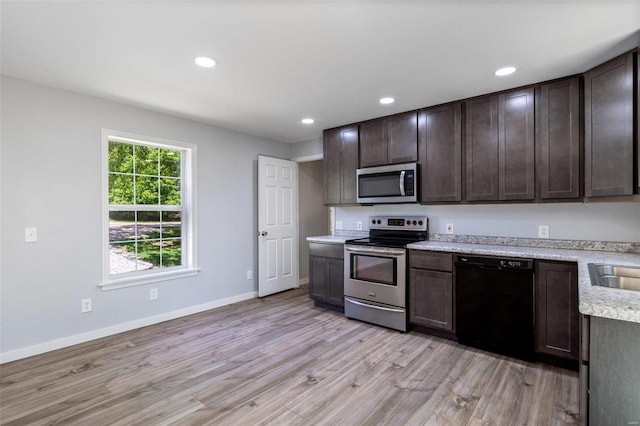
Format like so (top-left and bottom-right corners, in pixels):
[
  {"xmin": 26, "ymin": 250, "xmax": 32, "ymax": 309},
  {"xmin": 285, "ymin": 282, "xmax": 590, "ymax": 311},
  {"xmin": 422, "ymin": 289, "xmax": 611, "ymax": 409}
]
[{"xmin": 344, "ymin": 245, "xmax": 406, "ymax": 308}]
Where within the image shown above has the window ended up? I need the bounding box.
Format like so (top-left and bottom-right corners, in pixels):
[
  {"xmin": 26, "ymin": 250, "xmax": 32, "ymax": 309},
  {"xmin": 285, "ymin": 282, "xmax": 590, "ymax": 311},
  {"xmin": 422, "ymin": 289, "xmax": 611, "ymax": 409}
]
[{"xmin": 101, "ymin": 130, "xmax": 197, "ymax": 289}]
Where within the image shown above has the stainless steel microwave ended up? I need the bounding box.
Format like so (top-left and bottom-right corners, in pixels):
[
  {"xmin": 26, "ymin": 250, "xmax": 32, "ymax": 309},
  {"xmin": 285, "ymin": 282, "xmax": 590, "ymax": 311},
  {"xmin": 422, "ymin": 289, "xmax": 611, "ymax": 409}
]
[{"xmin": 356, "ymin": 163, "xmax": 418, "ymax": 204}]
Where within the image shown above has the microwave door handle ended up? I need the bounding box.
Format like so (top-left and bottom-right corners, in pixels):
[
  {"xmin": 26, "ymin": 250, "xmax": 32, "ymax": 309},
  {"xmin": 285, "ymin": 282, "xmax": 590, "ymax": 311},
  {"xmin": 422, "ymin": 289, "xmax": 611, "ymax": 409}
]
[{"xmin": 399, "ymin": 171, "xmax": 406, "ymax": 196}]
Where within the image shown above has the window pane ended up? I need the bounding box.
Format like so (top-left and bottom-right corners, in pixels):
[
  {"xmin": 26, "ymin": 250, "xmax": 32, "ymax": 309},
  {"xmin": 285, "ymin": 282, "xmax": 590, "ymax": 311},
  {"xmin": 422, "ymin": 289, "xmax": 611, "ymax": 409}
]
[
  {"xmin": 137, "ymin": 241, "xmax": 160, "ymax": 269},
  {"xmin": 135, "ymin": 176, "xmax": 159, "ymax": 204},
  {"xmin": 109, "ymin": 211, "xmax": 136, "ymax": 243},
  {"xmin": 160, "ymin": 178, "xmax": 181, "ymax": 205},
  {"xmin": 162, "ymin": 211, "xmax": 182, "ymax": 238},
  {"xmin": 160, "ymin": 149, "xmax": 181, "ymax": 177},
  {"xmin": 135, "ymin": 145, "xmax": 159, "ymax": 176},
  {"xmin": 108, "ymin": 141, "xmax": 133, "ymax": 173},
  {"xmin": 109, "ymin": 173, "xmax": 134, "ymax": 205},
  {"xmin": 161, "ymin": 239, "xmax": 182, "ymax": 267},
  {"xmin": 109, "ymin": 242, "xmax": 138, "ymax": 275},
  {"xmin": 137, "ymin": 211, "xmax": 161, "ymax": 240}
]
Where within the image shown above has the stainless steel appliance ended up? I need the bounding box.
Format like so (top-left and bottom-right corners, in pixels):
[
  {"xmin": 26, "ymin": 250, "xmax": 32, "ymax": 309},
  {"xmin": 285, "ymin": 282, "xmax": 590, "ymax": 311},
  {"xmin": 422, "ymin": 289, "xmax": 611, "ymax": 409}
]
[
  {"xmin": 455, "ymin": 254, "xmax": 535, "ymax": 361},
  {"xmin": 356, "ymin": 163, "xmax": 418, "ymax": 204},
  {"xmin": 344, "ymin": 215, "xmax": 428, "ymax": 332}
]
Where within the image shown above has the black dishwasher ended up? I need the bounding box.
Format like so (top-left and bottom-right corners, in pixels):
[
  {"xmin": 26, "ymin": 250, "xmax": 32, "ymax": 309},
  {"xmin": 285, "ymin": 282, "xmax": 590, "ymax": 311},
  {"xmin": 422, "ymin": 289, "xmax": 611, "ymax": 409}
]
[{"xmin": 455, "ymin": 255, "xmax": 534, "ymax": 362}]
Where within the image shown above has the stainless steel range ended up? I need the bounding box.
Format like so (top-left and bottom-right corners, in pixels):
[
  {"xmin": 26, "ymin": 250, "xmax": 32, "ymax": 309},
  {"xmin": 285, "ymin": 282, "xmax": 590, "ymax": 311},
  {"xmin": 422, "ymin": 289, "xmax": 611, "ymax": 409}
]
[{"xmin": 344, "ymin": 215, "xmax": 428, "ymax": 332}]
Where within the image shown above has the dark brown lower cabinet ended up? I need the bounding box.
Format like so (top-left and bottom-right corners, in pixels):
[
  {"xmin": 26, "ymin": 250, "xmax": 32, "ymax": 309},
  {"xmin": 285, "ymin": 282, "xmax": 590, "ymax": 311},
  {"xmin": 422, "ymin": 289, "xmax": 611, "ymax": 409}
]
[
  {"xmin": 309, "ymin": 242, "xmax": 344, "ymax": 308},
  {"xmin": 535, "ymin": 260, "xmax": 579, "ymax": 361},
  {"xmin": 409, "ymin": 251, "xmax": 454, "ymax": 332}
]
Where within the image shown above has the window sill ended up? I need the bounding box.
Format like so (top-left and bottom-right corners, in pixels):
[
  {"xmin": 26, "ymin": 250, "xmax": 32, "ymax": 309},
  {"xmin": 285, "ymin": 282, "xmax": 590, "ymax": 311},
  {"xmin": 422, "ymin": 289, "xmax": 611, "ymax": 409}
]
[{"xmin": 100, "ymin": 268, "xmax": 201, "ymax": 290}]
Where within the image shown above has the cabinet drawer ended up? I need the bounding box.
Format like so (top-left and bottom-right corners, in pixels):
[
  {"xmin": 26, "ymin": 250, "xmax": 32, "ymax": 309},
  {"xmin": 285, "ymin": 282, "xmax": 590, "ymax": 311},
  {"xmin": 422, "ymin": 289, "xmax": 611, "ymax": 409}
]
[
  {"xmin": 309, "ymin": 242, "xmax": 344, "ymax": 259},
  {"xmin": 409, "ymin": 251, "xmax": 453, "ymax": 272}
]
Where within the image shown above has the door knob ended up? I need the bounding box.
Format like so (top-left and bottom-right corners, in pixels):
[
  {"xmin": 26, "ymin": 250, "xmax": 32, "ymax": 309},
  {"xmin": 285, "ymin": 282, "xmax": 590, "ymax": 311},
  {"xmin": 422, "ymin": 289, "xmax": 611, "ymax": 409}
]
[{"xmin": 259, "ymin": 231, "xmax": 268, "ymax": 236}]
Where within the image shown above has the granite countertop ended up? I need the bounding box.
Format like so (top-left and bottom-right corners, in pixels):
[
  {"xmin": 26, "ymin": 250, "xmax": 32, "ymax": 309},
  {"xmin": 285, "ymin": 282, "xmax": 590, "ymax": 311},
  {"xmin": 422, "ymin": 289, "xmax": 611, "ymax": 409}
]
[
  {"xmin": 306, "ymin": 234, "xmax": 640, "ymax": 324},
  {"xmin": 307, "ymin": 233, "xmax": 366, "ymax": 244},
  {"xmin": 407, "ymin": 241, "xmax": 640, "ymax": 324}
]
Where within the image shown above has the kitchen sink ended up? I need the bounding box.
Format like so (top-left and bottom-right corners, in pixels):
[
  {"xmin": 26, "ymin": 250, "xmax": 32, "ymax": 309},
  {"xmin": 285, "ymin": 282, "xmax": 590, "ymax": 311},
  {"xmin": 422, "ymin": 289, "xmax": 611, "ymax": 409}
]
[{"xmin": 588, "ymin": 263, "xmax": 640, "ymax": 292}]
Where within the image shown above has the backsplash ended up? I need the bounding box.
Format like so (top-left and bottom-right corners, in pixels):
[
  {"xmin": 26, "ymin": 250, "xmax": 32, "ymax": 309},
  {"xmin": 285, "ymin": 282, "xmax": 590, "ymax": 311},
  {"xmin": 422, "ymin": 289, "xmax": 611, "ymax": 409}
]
[{"xmin": 334, "ymin": 202, "xmax": 640, "ymax": 244}]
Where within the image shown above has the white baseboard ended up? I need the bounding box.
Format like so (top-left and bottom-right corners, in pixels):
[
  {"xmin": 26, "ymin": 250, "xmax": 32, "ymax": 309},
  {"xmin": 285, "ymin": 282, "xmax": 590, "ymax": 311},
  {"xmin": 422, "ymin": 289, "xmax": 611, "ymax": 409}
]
[
  {"xmin": 0, "ymin": 292, "xmax": 257, "ymax": 364},
  {"xmin": 299, "ymin": 277, "xmax": 309, "ymax": 286}
]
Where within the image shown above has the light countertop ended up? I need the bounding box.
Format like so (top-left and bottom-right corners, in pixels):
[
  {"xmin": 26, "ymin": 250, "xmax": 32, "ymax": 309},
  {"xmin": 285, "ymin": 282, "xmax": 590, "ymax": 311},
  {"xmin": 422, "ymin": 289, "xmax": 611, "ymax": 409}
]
[
  {"xmin": 407, "ymin": 241, "xmax": 640, "ymax": 324},
  {"xmin": 306, "ymin": 235, "xmax": 640, "ymax": 324}
]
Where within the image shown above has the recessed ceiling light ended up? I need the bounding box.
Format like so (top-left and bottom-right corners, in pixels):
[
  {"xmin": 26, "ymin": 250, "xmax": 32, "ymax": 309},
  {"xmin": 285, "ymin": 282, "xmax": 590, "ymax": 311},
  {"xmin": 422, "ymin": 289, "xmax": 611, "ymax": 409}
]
[
  {"xmin": 301, "ymin": 118, "xmax": 315, "ymax": 124},
  {"xmin": 494, "ymin": 66, "xmax": 516, "ymax": 76},
  {"xmin": 195, "ymin": 56, "xmax": 216, "ymax": 68},
  {"xmin": 379, "ymin": 97, "xmax": 395, "ymax": 105}
]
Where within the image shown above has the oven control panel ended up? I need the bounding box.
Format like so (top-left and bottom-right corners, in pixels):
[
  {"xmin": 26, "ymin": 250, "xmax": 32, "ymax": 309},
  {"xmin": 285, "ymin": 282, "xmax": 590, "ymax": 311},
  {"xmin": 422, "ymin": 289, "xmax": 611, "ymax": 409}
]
[{"xmin": 369, "ymin": 215, "xmax": 428, "ymax": 231}]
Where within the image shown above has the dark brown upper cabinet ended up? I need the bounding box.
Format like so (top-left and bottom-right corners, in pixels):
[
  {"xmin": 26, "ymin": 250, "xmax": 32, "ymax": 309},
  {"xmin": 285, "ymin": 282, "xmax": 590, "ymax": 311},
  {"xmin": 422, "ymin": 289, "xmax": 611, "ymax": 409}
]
[
  {"xmin": 418, "ymin": 103, "xmax": 462, "ymax": 203},
  {"xmin": 359, "ymin": 112, "xmax": 418, "ymax": 168},
  {"xmin": 584, "ymin": 51, "xmax": 635, "ymax": 198},
  {"xmin": 464, "ymin": 88, "xmax": 535, "ymax": 202},
  {"xmin": 465, "ymin": 95, "xmax": 499, "ymax": 201},
  {"xmin": 498, "ymin": 88, "xmax": 535, "ymax": 200},
  {"xmin": 537, "ymin": 77, "xmax": 582, "ymax": 200},
  {"xmin": 323, "ymin": 126, "xmax": 358, "ymax": 205}
]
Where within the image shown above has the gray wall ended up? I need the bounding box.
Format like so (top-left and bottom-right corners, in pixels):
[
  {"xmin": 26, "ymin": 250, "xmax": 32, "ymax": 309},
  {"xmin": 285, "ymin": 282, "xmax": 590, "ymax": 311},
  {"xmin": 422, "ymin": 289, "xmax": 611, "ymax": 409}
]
[
  {"xmin": 0, "ymin": 77, "xmax": 292, "ymax": 358},
  {"xmin": 298, "ymin": 160, "xmax": 328, "ymax": 281},
  {"xmin": 291, "ymin": 137, "xmax": 322, "ymax": 159},
  {"xmin": 335, "ymin": 203, "xmax": 640, "ymax": 242}
]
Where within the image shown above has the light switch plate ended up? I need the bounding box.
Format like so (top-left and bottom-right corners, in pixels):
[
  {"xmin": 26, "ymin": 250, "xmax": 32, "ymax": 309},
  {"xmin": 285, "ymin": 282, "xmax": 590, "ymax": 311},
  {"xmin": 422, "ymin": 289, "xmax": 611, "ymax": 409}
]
[
  {"xmin": 25, "ymin": 227, "xmax": 38, "ymax": 243},
  {"xmin": 335, "ymin": 221, "xmax": 343, "ymax": 230},
  {"xmin": 356, "ymin": 221, "xmax": 363, "ymax": 231}
]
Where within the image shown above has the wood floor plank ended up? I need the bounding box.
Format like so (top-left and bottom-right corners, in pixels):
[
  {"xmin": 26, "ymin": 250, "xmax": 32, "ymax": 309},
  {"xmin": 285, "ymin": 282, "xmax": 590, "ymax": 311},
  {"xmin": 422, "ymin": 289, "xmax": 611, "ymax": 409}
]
[{"xmin": 0, "ymin": 287, "xmax": 579, "ymax": 425}]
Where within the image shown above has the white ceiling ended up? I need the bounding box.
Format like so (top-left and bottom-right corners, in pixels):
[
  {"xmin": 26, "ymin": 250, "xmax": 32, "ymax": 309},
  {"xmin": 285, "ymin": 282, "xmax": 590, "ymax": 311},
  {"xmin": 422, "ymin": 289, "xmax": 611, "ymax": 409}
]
[{"xmin": 2, "ymin": 1, "xmax": 639, "ymax": 143}]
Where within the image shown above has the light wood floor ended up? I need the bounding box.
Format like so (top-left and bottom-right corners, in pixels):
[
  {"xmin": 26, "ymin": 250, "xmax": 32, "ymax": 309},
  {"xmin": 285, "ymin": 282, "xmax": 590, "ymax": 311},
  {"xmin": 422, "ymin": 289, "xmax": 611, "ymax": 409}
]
[{"xmin": 0, "ymin": 287, "xmax": 579, "ymax": 425}]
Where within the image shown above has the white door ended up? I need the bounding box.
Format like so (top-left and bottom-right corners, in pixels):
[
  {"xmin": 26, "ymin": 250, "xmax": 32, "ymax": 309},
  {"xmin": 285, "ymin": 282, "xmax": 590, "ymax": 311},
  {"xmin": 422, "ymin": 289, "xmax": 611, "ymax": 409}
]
[{"xmin": 258, "ymin": 155, "xmax": 299, "ymax": 297}]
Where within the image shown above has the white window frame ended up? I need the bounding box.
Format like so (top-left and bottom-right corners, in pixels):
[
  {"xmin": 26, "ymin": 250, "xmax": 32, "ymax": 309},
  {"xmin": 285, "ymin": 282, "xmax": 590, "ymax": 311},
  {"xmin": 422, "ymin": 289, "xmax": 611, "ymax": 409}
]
[{"xmin": 100, "ymin": 129, "xmax": 198, "ymax": 290}]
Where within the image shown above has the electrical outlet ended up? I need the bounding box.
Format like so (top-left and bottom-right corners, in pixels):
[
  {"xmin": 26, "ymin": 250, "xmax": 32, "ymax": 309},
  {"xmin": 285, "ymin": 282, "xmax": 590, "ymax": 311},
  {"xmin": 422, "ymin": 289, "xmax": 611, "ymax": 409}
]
[
  {"xmin": 25, "ymin": 227, "xmax": 38, "ymax": 243},
  {"xmin": 149, "ymin": 288, "xmax": 158, "ymax": 300},
  {"xmin": 81, "ymin": 298, "xmax": 92, "ymax": 313},
  {"xmin": 335, "ymin": 220, "xmax": 343, "ymax": 230},
  {"xmin": 356, "ymin": 221, "xmax": 363, "ymax": 231},
  {"xmin": 446, "ymin": 223, "xmax": 454, "ymax": 234},
  {"xmin": 538, "ymin": 225, "xmax": 550, "ymax": 239},
  {"xmin": 247, "ymin": 270, "xmax": 253, "ymax": 280}
]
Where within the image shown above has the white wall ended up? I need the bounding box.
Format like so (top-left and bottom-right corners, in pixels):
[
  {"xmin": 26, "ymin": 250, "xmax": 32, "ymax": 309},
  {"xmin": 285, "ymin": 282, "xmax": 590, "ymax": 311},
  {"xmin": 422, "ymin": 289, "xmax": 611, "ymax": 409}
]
[
  {"xmin": 0, "ymin": 77, "xmax": 292, "ymax": 359},
  {"xmin": 335, "ymin": 203, "xmax": 640, "ymax": 242}
]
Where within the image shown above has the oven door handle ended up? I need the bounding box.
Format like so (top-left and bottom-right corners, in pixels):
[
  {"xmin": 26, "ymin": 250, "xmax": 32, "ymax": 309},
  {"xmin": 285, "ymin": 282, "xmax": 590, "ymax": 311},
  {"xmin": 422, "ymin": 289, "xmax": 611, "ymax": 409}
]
[
  {"xmin": 399, "ymin": 170, "xmax": 406, "ymax": 196},
  {"xmin": 345, "ymin": 246, "xmax": 405, "ymax": 256},
  {"xmin": 345, "ymin": 297, "xmax": 405, "ymax": 314}
]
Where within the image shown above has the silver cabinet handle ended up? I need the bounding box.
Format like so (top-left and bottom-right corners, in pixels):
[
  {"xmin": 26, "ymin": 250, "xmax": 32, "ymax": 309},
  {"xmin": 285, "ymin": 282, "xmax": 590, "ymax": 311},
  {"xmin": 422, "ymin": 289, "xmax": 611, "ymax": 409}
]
[{"xmin": 399, "ymin": 170, "xmax": 406, "ymax": 196}]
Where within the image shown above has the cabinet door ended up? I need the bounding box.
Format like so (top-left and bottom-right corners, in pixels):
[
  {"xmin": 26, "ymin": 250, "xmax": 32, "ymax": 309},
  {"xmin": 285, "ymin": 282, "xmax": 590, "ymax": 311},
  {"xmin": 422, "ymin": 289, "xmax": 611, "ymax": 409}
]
[
  {"xmin": 323, "ymin": 126, "xmax": 358, "ymax": 205},
  {"xmin": 323, "ymin": 129, "xmax": 341, "ymax": 205},
  {"xmin": 584, "ymin": 52, "xmax": 634, "ymax": 197},
  {"xmin": 326, "ymin": 258, "xmax": 344, "ymax": 307},
  {"xmin": 340, "ymin": 126, "xmax": 359, "ymax": 204},
  {"xmin": 418, "ymin": 103, "xmax": 462, "ymax": 203},
  {"xmin": 535, "ymin": 261, "xmax": 579, "ymax": 360},
  {"xmin": 309, "ymin": 256, "xmax": 327, "ymax": 302},
  {"xmin": 359, "ymin": 119, "xmax": 387, "ymax": 167},
  {"xmin": 465, "ymin": 96, "xmax": 499, "ymax": 201},
  {"xmin": 387, "ymin": 112, "xmax": 418, "ymax": 165},
  {"xmin": 538, "ymin": 78, "xmax": 581, "ymax": 200},
  {"xmin": 499, "ymin": 88, "xmax": 535, "ymax": 200},
  {"xmin": 409, "ymin": 268, "xmax": 454, "ymax": 331}
]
